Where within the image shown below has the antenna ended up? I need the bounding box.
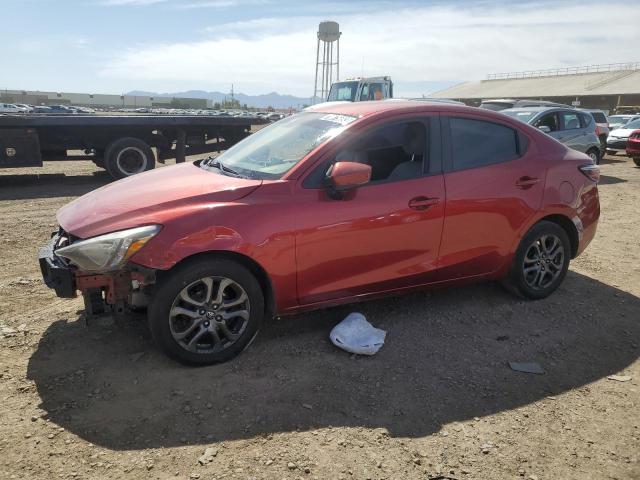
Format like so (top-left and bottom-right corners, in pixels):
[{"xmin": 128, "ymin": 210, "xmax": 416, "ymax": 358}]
[{"xmin": 313, "ymin": 21, "xmax": 341, "ymax": 104}]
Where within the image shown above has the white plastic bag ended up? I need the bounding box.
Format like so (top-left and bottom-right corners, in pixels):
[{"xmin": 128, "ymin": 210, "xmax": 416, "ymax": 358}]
[{"xmin": 329, "ymin": 312, "xmax": 386, "ymax": 356}]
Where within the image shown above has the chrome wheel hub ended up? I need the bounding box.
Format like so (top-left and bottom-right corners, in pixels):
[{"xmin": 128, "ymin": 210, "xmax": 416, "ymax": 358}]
[
  {"xmin": 169, "ymin": 276, "xmax": 250, "ymax": 354},
  {"xmin": 523, "ymin": 234, "xmax": 565, "ymax": 290}
]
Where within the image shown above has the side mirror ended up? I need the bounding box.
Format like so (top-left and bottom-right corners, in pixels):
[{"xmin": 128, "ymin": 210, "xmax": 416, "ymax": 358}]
[
  {"xmin": 538, "ymin": 125, "xmax": 551, "ymax": 134},
  {"xmin": 325, "ymin": 161, "xmax": 371, "ymax": 199}
]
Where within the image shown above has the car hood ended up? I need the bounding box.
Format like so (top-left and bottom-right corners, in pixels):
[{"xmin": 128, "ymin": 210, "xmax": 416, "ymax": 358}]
[
  {"xmin": 58, "ymin": 162, "xmax": 262, "ymax": 239},
  {"xmin": 608, "ymin": 128, "xmax": 634, "ymax": 139}
]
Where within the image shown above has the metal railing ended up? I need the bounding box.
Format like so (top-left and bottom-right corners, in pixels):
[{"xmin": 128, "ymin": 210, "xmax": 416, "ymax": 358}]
[{"xmin": 487, "ymin": 62, "xmax": 640, "ymax": 80}]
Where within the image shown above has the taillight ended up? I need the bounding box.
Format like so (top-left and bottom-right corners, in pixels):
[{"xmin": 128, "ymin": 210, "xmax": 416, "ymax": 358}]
[
  {"xmin": 595, "ymin": 125, "xmax": 602, "ymax": 136},
  {"xmin": 579, "ymin": 164, "xmax": 600, "ymax": 182}
]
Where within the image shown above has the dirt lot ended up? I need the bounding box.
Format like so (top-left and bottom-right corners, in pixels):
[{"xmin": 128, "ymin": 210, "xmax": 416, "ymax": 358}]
[{"xmin": 0, "ymin": 155, "xmax": 638, "ymax": 480}]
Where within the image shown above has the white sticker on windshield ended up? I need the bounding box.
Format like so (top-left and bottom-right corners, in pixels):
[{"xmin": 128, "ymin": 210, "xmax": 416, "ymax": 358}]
[{"xmin": 319, "ymin": 114, "xmax": 356, "ymax": 126}]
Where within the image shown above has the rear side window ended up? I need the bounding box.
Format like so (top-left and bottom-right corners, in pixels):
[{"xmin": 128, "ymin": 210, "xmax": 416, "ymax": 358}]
[
  {"xmin": 561, "ymin": 112, "xmax": 581, "ymax": 130},
  {"xmin": 449, "ymin": 118, "xmax": 520, "ymax": 170},
  {"xmin": 590, "ymin": 112, "xmax": 607, "ymax": 123},
  {"xmin": 579, "ymin": 113, "xmax": 593, "ymax": 128}
]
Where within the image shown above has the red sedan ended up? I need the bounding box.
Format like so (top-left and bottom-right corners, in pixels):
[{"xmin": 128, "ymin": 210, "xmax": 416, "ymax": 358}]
[
  {"xmin": 626, "ymin": 129, "xmax": 640, "ymax": 166},
  {"xmin": 39, "ymin": 101, "xmax": 600, "ymax": 364}
]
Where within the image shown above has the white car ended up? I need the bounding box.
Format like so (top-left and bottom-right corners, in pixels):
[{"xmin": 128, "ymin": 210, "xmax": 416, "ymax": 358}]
[
  {"xmin": 14, "ymin": 103, "xmax": 33, "ymax": 112},
  {"xmin": 606, "ymin": 118, "xmax": 640, "ymax": 154},
  {"xmin": 0, "ymin": 103, "xmax": 22, "ymax": 113},
  {"xmin": 609, "ymin": 114, "xmax": 640, "ymax": 131}
]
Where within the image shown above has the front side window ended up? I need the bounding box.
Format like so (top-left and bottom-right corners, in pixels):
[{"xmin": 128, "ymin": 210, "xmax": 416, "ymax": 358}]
[
  {"xmin": 200, "ymin": 112, "xmax": 356, "ymax": 179},
  {"xmin": 303, "ymin": 120, "xmax": 432, "ymax": 188},
  {"xmin": 450, "ymin": 117, "xmax": 520, "ymax": 170},
  {"xmin": 534, "ymin": 113, "xmax": 559, "ymax": 132},
  {"xmin": 562, "ymin": 112, "xmax": 581, "ymax": 130},
  {"xmin": 338, "ymin": 121, "xmax": 428, "ymax": 182}
]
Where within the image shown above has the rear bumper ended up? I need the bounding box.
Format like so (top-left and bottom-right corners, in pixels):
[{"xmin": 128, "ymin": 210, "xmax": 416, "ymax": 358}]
[
  {"xmin": 38, "ymin": 234, "xmax": 76, "ymax": 298},
  {"xmin": 575, "ymin": 184, "xmax": 600, "ymax": 257}
]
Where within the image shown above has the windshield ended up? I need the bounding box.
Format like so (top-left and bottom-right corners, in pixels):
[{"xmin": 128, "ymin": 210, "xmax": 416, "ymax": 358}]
[
  {"xmin": 327, "ymin": 81, "xmax": 359, "ymax": 102},
  {"xmin": 609, "ymin": 116, "xmax": 629, "ymax": 124},
  {"xmin": 500, "ymin": 110, "xmax": 537, "ymax": 123},
  {"xmin": 623, "ymin": 119, "xmax": 640, "ymax": 130},
  {"xmin": 201, "ymin": 112, "xmax": 356, "ymax": 179}
]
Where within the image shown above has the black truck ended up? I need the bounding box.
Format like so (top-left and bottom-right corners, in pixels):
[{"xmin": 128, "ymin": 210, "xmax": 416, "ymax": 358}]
[{"xmin": 0, "ymin": 113, "xmax": 267, "ymax": 179}]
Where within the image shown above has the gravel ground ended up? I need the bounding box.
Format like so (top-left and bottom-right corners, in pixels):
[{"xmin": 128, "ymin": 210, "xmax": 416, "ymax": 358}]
[{"xmin": 0, "ymin": 154, "xmax": 638, "ymax": 480}]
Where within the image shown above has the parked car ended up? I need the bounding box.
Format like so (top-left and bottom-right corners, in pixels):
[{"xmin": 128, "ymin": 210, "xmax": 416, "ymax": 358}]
[
  {"xmin": 606, "ymin": 118, "xmax": 640, "ymax": 155},
  {"xmin": 608, "ymin": 114, "xmax": 640, "ymax": 131},
  {"xmin": 39, "ymin": 101, "xmax": 600, "ymax": 365},
  {"xmin": 500, "ymin": 107, "xmax": 603, "ymax": 163},
  {"xmin": 13, "ymin": 103, "xmax": 33, "ymax": 113},
  {"xmin": 0, "ymin": 103, "xmax": 22, "ymax": 113},
  {"xmin": 480, "ymin": 99, "xmax": 567, "ymax": 111},
  {"xmin": 47, "ymin": 105, "xmax": 78, "ymax": 114},
  {"xmin": 626, "ymin": 130, "xmax": 640, "ymax": 166},
  {"xmin": 32, "ymin": 106, "xmax": 53, "ymax": 113}
]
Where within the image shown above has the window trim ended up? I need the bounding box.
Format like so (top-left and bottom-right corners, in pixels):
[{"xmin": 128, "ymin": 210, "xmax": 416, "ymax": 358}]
[
  {"xmin": 301, "ymin": 115, "xmax": 442, "ymax": 189},
  {"xmin": 442, "ymin": 115, "xmax": 527, "ymax": 173}
]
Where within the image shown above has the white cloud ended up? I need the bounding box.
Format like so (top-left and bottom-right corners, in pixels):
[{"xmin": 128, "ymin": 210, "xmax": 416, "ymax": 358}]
[{"xmin": 100, "ymin": 2, "xmax": 640, "ymax": 97}]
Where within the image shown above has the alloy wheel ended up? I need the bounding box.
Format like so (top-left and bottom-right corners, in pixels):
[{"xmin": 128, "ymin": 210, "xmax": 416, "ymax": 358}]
[
  {"xmin": 522, "ymin": 234, "xmax": 565, "ymax": 290},
  {"xmin": 169, "ymin": 276, "xmax": 250, "ymax": 353}
]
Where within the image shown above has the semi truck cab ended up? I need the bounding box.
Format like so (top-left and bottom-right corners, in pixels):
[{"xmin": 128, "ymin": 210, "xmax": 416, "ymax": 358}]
[{"xmin": 327, "ymin": 76, "xmax": 393, "ymax": 102}]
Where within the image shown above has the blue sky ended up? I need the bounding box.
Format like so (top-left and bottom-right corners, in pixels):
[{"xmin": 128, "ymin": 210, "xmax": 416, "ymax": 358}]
[{"xmin": 1, "ymin": 0, "xmax": 638, "ymax": 98}]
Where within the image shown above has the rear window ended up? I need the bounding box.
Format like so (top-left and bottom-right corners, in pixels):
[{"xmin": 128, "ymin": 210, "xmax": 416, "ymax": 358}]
[
  {"xmin": 590, "ymin": 112, "xmax": 607, "ymax": 123},
  {"xmin": 450, "ymin": 118, "xmax": 520, "ymax": 170},
  {"xmin": 480, "ymin": 102, "xmax": 513, "ymax": 111}
]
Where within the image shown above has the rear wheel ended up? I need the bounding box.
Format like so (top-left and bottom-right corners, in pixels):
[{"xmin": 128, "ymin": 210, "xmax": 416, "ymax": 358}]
[
  {"xmin": 148, "ymin": 258, "xmax": 264, "ymax": 365},
  {"xmin": 104, "ymin": 137, "xmax": 155, "ymax": 179},
  {"xmin": 586, "ymin": 148, "xmax": 600, "ymax": 164},
  {"xmin": 503, "ymin": 221, "xmax": 571, "ymax": 300}
]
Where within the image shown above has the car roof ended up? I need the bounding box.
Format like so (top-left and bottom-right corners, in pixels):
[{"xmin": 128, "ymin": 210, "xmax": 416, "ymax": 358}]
[
  {"xmin": 305, "ymin": 100, "xmax": 481, "ymax": 118},
  {"xmin": 501, "ymin": 106, "xmax": 577, "ymax": 114}
]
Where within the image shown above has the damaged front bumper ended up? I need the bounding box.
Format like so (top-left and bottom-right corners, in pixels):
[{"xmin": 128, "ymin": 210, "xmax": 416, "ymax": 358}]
[
  {"xmin": 39, "ymin": 233, "xmax": 76, "ymax": 298},
  {"xmin": 38, "ymin": 232, "xmax": 154, "ymax": 317}
]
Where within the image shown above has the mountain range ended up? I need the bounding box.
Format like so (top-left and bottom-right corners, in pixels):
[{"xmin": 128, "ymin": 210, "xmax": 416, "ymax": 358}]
[{"xmin": 126, "ymin": 90, "xmax": 314, "ymax": 109}]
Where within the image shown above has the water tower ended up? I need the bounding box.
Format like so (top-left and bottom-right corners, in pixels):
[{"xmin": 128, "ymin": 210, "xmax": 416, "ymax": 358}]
[{"xmin": 313, "ymin": 21, "xmax": 341, "ymax": 103}]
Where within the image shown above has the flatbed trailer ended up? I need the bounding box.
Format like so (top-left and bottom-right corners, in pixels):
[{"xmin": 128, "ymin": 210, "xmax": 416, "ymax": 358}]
[{"xmin": 0, "ymin": 113, "xmax": 267, "ymax": 179}]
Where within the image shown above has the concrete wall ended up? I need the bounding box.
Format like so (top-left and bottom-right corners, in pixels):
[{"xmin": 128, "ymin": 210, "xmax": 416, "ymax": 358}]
[{"xmin": 0, "ymin": 89, "xmax": 212, "ymax": 109}]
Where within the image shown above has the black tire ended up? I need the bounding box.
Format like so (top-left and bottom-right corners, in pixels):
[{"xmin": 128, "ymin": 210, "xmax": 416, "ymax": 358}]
[
  {"xmin": 148, "ymin": 258, "xmax": 264, "ymax": 365},
  {"xmin": 502, "ymin": 221, "xmax": 571, "ymax": 300},
  {"xmin": 586, "ymin": 147, "xmax": 600, "ymax": 165},
  {"xmin": 104, "ymin": 137, "xmax": 155, "ymax": 180},
  {"xmin": 633, "ymin": 158, "xmax": 640, "ymax": 167}
]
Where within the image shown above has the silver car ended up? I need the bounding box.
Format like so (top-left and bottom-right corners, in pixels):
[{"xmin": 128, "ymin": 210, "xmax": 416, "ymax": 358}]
[{"xmin": 500, "ymin": 107, "xmax": 602, "ymax": 163}]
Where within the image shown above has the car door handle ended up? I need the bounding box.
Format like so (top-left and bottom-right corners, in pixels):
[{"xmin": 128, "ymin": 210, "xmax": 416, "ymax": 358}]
[
  {"xmin": 516, "ymin": 176, "xmax": 540, "ymax": 189},
  {"xmin": 408, "ymin": 196, "xmax": 440, "ymax": 210}
]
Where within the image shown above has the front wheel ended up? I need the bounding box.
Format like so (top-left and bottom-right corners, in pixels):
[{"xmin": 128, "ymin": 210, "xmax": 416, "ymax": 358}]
[
  {"xmin": 503, "ymin": 221, "xmax": 571, "ymax": 300},
  {"xmin": 148, "ymin": 258, "xmax": 264, "ymax": 365},
  {"xmin": 633, "ymin": 158, "xmax": 640, "ymax": 167}
]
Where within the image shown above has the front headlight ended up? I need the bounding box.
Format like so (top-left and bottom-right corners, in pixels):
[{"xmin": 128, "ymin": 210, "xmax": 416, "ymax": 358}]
[{"xmin": 55, "ymin": 225, "xmax": 161, "ymax": 273}]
